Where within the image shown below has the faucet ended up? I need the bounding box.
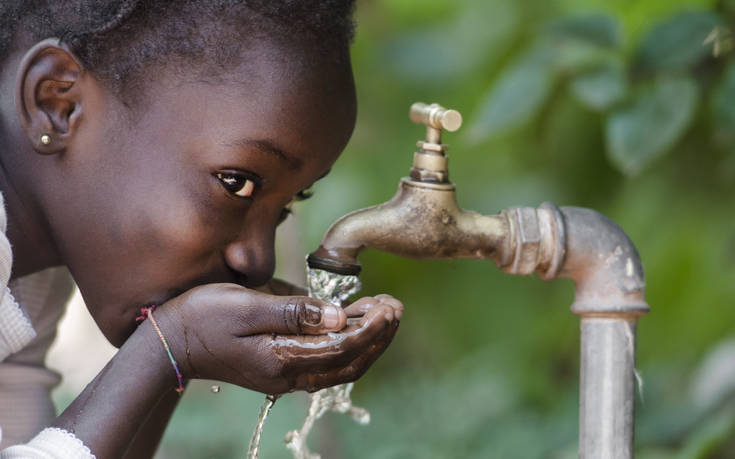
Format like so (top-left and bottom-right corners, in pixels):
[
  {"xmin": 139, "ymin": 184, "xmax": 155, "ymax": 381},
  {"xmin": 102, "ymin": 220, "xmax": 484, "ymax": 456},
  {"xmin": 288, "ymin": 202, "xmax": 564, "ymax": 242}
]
[{"xmin": 307, "ymin": 102, "xmax": 649, "ymax": 458}]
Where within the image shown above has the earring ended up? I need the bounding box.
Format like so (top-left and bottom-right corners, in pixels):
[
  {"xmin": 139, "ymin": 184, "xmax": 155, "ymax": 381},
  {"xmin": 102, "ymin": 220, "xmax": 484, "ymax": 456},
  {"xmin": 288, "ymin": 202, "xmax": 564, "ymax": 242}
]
[{"xmin": 40, "ymin": 134, "xmax": 51, "ymax": 145}]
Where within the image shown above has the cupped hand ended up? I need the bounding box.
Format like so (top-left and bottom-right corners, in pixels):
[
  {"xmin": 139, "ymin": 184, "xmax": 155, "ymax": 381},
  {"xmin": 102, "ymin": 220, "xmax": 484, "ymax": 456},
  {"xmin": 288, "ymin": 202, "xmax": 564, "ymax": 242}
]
[{"xmin": 151, "ymin": 284, "xmax": 403, "ymax": 394}]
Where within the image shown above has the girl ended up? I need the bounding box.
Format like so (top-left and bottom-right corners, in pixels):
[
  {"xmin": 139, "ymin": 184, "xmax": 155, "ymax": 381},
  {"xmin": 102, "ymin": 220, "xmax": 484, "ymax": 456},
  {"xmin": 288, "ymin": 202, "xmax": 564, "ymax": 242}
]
[{"xmin": 0, "ymin": 1, "xmax": 403, "ymax": 457}]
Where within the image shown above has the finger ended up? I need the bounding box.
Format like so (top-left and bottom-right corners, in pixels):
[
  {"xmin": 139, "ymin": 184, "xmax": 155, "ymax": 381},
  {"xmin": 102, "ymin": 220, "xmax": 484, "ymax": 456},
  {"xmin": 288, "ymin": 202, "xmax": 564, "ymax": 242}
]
[
  {"xmin": 344, "ymin": 295, "xmax": 404, "ymax": 321},
  {"xmin": 294, "ymin": 319, "xmax": 400, "ymax": 392},
  {"xmin": 376, "ymin": 294, "xmax": 404, "ymax": 321},
  {"xmin": 226, "ymin": 288, "xmax": 346, "ymax": 336},
  {"xmin": 274, "ymin": 303, "xmax": 394, "ymax": 373},
  {"xmin": 343, "ymin": 296, "xmax": 378, "ymax": 317}
]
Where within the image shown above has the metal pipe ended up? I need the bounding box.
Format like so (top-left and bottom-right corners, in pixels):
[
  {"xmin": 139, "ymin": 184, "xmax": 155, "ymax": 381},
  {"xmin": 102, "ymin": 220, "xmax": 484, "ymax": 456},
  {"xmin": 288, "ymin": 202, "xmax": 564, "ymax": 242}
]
[
  {"xmin": 490, "ymin": 204, "xmax": 648, "ymax": 458},
  {"xmin": 558, "ymin": 206, "xmax": 648, "ymax": 459},
  {"xmin": 579, "ymin": 317, "xmax": 637, "ymax": 458},
  {"xmin": 307, "ymin": 102, "xmax": 648, "ymax": 457}
]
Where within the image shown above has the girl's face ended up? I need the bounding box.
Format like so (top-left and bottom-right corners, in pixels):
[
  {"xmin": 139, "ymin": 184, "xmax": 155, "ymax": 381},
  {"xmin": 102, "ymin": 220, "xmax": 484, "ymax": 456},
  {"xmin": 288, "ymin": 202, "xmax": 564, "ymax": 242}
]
[{"xmin": 41, "ymin": 45, "xmax": 357, "ymax": 346}]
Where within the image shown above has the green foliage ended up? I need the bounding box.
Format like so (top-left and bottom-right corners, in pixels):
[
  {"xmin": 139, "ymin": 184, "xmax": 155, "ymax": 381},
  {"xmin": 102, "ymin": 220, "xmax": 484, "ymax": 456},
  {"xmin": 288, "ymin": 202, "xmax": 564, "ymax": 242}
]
[
  {"xmin": 569, "ymin": 61, "xmax": 627, "ymax": 110},
  {"xmin": 635, "ymin": 11, "xmax": 723, "ymax": 72},
  {"xmin": 467, "ymin": 6, "xmax": 734, "ymax": 177},
  {"xmin": 711, "ymin": 60, "xmax": 735, "ymax": 150},
  {"xmin": 468, "ymin": 44, "xmax": 557, "ymax": 140},
  {"xmin": 606, "ymin": 76, "xmax": 699, "ymax": 175}
]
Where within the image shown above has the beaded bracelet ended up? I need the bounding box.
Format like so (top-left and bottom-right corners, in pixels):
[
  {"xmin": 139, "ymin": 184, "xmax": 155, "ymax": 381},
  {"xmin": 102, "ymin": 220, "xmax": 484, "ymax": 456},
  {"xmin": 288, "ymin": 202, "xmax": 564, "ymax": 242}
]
[{"xmin": 136, "ymin": 305, "xmax": 185, "ymax": 394}]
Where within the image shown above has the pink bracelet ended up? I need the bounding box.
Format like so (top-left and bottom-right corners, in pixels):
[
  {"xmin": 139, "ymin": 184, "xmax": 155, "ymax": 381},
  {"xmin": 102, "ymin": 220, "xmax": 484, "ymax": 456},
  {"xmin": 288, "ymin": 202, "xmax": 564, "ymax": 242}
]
[{"xmin": 136, "ymin": 305, "xmax": 185, "ymax": 394}]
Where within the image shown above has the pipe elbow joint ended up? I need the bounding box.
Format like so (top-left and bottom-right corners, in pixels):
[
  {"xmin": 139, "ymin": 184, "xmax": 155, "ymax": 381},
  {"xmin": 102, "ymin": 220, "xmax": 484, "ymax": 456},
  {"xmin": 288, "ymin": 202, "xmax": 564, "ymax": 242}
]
[
  {"xmin": 560, "ymin": 206, "xmax": 648, "ymax": 317},
  {"xmin": 503, "ymin": 204, "xmax": 649, "ymax": 318}
]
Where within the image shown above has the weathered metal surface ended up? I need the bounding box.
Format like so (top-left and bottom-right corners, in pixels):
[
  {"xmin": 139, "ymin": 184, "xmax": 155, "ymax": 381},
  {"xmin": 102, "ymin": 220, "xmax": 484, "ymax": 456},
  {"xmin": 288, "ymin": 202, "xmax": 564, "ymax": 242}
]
[
  {"xmin": 580, "ymin": 318, "xmax": 637, "ymax": 459},
  {"xmin": 307, "ymin": 102, "xmax": 649, "ymax": 458},
  {"xmin": 308, "ymin": 179, "xmax": 509, "ymax": 273}
]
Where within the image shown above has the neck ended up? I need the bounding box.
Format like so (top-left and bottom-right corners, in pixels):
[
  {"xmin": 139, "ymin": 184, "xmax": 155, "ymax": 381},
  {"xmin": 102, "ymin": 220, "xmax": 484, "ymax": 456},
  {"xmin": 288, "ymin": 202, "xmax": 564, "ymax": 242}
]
[{"xmin": 0, "ymin": 126, "xmax": 61, "ymax": 280}]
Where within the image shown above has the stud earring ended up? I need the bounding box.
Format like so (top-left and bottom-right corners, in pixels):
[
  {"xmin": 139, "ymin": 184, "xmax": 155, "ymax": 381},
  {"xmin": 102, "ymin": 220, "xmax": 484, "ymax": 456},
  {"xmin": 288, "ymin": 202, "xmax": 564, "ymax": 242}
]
[{"xmin": 40, "ymin": 134, "xmax": 51, "ymax": 145}]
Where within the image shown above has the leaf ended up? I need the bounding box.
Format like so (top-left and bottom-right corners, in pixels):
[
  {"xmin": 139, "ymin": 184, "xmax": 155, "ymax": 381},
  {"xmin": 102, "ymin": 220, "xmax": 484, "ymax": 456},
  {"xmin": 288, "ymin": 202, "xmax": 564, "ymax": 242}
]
[
  {"xmin": 544, "ymin": 14, "xmax": 622, "ymax": 75},
  {"xmin": 384, "ymin": 0, "xmax": 520, "ymax": 84},
  {"xmin": 710, "ymin": 60, "xmax": 735, "ymax": 150},
  {"xmin": 545, "ymin": 13, "xmax": 622, "ymax": 48},
  {"xmin": 605, "ymin": 76, "xmax": 699, "ymax": 176},
  {"xmin": 635, "ymin": 11, "xmax": 724, "ymax": 73},
  {"xmin": 552, "ymin": 40, "xmax": 619, "ymax": 75},
  {"xmin": 569, "ymin": 61, "xmax": 627, "ymax": 111},
  {"xmin": 467, "ymin": 45, "xmax": 556, "ymax": 141}
]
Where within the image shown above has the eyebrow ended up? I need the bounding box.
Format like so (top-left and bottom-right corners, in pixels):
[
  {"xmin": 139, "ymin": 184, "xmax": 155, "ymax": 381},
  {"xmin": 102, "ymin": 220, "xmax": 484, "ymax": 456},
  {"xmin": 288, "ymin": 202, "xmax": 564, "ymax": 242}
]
[{"xmin": 228, "ymin": 138, "xmax": 303, "ymax": 170}]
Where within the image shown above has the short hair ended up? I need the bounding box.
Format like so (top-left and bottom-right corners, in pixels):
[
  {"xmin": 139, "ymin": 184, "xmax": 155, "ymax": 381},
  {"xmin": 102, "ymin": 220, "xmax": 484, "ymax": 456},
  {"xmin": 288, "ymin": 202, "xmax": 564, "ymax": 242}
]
[{"xmin": 1, "ymin": 1, "xmax": 356, "ymax": 98}]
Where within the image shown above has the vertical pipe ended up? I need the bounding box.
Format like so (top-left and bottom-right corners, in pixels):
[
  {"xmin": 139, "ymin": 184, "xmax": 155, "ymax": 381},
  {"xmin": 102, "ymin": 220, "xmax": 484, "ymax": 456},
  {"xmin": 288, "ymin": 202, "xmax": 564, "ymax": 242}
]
[{"xmin": 579, "ymin": 317, "xmax": 637, "ymax": 459}]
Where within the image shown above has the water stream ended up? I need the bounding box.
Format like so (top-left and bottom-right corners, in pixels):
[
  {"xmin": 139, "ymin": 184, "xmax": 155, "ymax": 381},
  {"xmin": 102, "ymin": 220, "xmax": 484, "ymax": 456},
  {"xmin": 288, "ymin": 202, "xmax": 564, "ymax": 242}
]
[
  {"xmin": 246, "ymin": 394, "xmax": 279, "ymax": 459},
  {"xmin": 284, "ymin": 268, "xmax": 367, "ymax": 459},
  {"xmin": 246, "ymin": 268, "xmax": 366, "ymax": 459}
]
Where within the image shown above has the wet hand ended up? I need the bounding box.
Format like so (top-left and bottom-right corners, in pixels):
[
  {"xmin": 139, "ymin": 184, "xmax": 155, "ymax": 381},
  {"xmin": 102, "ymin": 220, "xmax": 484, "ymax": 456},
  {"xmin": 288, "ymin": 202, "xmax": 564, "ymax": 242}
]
[{"xmin": 151, "ymin": 284, "xmax": 403, "ymax": 394}]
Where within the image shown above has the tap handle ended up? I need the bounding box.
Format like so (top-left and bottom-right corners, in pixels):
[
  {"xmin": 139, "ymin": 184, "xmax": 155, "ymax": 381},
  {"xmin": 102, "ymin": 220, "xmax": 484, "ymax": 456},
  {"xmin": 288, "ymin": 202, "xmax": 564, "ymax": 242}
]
[{"xmin": 410, "ymin": 102, "xmax": 462, "ymax": 132}]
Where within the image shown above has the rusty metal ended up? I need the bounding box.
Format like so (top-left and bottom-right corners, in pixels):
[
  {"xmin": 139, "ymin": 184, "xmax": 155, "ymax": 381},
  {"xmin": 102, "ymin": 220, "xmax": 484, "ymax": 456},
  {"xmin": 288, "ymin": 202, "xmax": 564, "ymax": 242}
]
[
  {"xmin": 308, "ymin": 179, "xmax": 509, "ymax": 274},
  {"xmin": 307, "ymin": 102, "xmax": 649, "ymax": 458}
]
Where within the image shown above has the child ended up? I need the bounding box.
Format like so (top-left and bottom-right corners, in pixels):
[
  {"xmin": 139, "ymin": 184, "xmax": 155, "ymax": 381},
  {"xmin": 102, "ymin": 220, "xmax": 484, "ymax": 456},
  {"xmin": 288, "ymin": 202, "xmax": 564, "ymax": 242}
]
[{"xmin": 0, "ymin": 1, "xmax": 403, "ymax": 457}]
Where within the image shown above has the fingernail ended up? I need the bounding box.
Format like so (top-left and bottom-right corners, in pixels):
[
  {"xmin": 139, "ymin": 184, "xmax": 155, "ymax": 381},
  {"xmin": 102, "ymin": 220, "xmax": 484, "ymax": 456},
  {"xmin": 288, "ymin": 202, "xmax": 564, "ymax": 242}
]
[
  {"xmin": 303, "ymin": 304, "xmax": 323, "ymax": 326},
  {"xmin": 323, "ymin": 306, "xmax": 341, "ymax": 329}
]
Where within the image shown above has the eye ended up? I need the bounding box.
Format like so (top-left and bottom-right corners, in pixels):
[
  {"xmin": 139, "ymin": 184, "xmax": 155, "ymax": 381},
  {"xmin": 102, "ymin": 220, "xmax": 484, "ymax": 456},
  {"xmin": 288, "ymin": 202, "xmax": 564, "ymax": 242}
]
[
  {"xmin": 294, "ymin": 188, "xmax": 313, "ymax": 201},
  {"xmin": 278, "ymin": 204, "xmax": 294, "ymax": 224},
  {"xmin": 277, "ymin": 189, "xmax": 314, "ymax": 224},
  {"xmin": 215, "ymin": 172, "xmax": 258, "ymax": 198}
]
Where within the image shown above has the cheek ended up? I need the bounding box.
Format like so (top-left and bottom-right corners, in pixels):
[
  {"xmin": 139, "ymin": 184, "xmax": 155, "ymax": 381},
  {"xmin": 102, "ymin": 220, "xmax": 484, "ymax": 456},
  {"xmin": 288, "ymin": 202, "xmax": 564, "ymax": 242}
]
[{"xmin": 124, "ymin": 187, "xmax": 226, "ymax": 260}]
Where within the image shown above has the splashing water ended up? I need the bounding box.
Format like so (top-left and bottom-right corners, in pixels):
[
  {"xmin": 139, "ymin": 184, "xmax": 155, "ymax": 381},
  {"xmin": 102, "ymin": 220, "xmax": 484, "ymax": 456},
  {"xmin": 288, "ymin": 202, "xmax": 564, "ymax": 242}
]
[
  {"xmin": 284, "ymin": 268, "xmax": 368, "ymax": 459},
  {"xmin": 247, "ymin": 395, "xmax": 279, "ymax": 459},
  {"xmin": 246, "ymin": 268, "xmax": 366, "ymax": 459}
]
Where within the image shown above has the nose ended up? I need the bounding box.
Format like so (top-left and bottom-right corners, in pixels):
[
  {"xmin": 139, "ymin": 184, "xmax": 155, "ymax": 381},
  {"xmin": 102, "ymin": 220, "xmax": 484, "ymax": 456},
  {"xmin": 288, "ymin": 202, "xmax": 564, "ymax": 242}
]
[{"xmin": 224, "ymin": 226, "xmax": 276, "ymax": 288}]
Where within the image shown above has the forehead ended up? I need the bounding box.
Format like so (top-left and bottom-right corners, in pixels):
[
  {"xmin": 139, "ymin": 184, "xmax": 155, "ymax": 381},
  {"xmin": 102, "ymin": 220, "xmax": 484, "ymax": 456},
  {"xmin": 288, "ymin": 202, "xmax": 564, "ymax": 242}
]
[{"xmin": 119, "ymin": 42, "xmax": 357, "ymax": 167}]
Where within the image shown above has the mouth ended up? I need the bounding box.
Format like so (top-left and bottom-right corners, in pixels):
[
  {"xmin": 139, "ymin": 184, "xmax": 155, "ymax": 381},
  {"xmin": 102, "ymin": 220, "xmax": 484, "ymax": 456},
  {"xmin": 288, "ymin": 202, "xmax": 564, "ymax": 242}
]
[{"xmin": 132, "ymin": 288, "xmax": 187, "ymax": 327}]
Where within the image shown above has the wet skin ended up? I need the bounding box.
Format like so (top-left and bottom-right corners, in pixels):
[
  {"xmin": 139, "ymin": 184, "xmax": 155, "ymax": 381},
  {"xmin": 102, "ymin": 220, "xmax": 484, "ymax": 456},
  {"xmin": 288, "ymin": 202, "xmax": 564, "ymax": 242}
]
[{"xmin": 0, "ymin": 36, "xmax": 404, "ymax": 456}]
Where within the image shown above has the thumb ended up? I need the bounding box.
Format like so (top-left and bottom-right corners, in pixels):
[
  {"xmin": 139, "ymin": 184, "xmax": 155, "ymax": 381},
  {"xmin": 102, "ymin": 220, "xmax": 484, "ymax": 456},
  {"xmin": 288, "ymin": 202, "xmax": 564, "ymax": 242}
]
[{"xmin": 235, "ymin": 290, "xmax": 346, "ymax": 336}]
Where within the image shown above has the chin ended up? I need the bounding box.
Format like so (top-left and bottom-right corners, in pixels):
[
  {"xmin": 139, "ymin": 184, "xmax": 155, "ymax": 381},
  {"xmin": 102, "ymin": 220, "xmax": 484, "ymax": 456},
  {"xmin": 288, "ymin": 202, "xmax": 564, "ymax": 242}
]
[
  {"xmin": 105, "ymin": 322, "xmax": 136, "ymax": 349},
  {"xmin": 93, "ymin": 304, "xmax": 143, "ymax": 348}
]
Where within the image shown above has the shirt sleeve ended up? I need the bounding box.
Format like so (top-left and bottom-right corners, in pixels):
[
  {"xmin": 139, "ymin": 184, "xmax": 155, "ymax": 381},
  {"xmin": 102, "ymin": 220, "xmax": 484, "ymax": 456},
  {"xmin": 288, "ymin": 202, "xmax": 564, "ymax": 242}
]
[
  {"xmin": 0, "ymin": 428, "xmax": 95, "ymax": 459},
  {"xmin": 0, "ymin": 191, "xmax": 36, "ymax": 362},
  {"xmin": 0, "ymin": 287, "xmax": 36, "ymax": 362}
]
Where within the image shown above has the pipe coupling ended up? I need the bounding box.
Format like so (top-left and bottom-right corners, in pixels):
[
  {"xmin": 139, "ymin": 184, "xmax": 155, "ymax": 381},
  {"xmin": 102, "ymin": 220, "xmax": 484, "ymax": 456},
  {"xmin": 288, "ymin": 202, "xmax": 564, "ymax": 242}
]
[{"xmin": 502, "ymin": 202, "xmax": 566, "ymax": 280}]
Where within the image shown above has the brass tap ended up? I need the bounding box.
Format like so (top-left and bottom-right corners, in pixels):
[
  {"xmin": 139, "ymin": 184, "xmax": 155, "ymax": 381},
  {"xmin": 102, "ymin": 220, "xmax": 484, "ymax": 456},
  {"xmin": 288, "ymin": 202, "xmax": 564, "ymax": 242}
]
[
  {"xmin": 307, "ymin": 102, "xmax": 510, "ymax": 275},
  {"xmin": 408, "ymin": 102, "xmax": 461, "ymax": 184}
]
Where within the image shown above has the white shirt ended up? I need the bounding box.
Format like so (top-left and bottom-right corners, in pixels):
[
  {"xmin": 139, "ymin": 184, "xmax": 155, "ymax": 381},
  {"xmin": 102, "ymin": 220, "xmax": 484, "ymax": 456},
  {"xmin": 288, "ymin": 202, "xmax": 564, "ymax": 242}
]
[{"xmin": 0, "ymin": 193, "xmax": 95, "ymax": 458}]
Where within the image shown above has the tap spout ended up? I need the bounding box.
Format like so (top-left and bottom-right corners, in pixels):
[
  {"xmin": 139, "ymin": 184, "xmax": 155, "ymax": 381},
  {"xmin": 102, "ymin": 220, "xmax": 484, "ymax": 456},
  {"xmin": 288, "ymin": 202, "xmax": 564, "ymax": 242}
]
[{"xmin": 307, "ymin": 179, "xmax": 509, "ymax": 275}]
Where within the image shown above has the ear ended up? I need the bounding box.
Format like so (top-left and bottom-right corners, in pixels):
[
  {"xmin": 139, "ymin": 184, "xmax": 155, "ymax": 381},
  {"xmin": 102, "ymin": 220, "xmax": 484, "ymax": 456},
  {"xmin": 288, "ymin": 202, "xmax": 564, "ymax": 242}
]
[{"xmin": 15, "ymin": 38, "xmax": 84, "ymax": 155}]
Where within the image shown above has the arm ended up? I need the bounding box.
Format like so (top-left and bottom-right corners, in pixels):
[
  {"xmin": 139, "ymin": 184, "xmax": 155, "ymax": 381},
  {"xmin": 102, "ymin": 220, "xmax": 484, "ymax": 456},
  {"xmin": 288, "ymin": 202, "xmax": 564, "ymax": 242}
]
[
  {"xmin": 2, "ymin": 284, "xmax": 402, "ymax": 458},
  {"xmin": 122, "ymin": 382, "xmax": 187, "ymax": 459},
  {"xmin": 56, "ymin": 318, "xmax": 175, "ymax": 455},
  {"xmin": 0, "ymin": 319, "xmax": 173, "ymax": 458}
]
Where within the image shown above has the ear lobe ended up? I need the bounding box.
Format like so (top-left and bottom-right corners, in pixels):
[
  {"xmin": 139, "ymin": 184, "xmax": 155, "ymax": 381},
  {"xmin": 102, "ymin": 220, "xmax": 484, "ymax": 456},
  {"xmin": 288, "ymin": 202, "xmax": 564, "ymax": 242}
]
[{"xmin": 15, "ymin": 38, "xmax": 83, "ymax": 155}]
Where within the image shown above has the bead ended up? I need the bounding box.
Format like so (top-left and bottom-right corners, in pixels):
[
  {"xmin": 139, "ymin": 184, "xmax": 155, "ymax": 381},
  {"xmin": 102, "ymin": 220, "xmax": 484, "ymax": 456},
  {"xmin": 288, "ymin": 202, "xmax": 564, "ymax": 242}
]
[{"xmin": 40, "ymin": 134, "xmax": 51, "ymax": 145}]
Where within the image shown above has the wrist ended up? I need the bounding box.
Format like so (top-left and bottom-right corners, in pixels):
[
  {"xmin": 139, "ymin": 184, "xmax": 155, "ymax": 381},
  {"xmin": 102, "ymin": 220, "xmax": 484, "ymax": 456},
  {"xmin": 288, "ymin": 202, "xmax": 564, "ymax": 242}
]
[
  {"xmin": 54, "ymin": 315, "xmax": 181, "ymax": 455},
  {"xmin": 125, "ymin": 317, "xmax": 183, "ymax": 395}
]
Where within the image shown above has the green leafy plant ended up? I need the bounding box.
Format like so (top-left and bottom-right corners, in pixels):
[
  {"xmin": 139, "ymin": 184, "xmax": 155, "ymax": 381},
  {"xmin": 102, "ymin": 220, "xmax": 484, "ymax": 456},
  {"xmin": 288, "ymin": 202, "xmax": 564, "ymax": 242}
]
[{"xmin": 469, "ymin": 10, "xmax": 733, "ymax": 177}]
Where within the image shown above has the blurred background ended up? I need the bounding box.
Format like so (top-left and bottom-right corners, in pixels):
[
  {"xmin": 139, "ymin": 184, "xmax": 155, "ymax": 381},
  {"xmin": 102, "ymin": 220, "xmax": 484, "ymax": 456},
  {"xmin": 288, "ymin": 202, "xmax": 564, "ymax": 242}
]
[{"xmin": 50, "ymin": 0, "xmax": 735, "ymax": 457}]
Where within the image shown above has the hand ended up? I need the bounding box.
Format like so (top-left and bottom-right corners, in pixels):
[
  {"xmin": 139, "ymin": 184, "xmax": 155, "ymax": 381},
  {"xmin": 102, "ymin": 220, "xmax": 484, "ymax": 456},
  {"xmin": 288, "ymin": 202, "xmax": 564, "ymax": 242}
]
[{"xmin": 150, "ymin": 284, "xmax": 403, "ymax": 394}]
